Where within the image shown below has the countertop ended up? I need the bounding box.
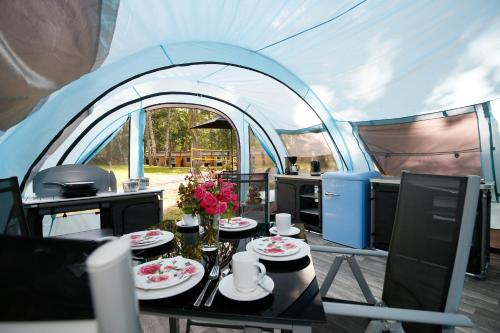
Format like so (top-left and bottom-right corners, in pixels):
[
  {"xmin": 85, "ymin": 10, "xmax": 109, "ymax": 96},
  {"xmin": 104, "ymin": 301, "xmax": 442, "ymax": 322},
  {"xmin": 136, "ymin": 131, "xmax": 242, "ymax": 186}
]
[
  {"xmin": 370, "ymin": 176, "xmax": 494, "ymax": 190},
  {"xmin": 275, "ymin": 174, "xmax": 322, "ymax": 181}
]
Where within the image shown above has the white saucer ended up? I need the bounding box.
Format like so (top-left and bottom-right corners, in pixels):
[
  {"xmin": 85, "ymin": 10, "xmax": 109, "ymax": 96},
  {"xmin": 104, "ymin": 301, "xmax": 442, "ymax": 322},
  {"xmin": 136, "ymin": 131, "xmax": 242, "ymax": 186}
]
[
  {"xmin": 220, "ymin": 218, "xmax": 258, "ymax": 232},
  {"xmin": 218, "ymin": 274, "xmax": 274, "ymax": 301},
  {"xmin": 135, "ymin": 259, "xmax": 204, "ymax": 300},
  {"xmin": 246, "ymin": 238, "xmax": 310, "ymax": 261},
  {"xmin": 269, "ymin": 226, "xmax": 300, "ymax": 236}
]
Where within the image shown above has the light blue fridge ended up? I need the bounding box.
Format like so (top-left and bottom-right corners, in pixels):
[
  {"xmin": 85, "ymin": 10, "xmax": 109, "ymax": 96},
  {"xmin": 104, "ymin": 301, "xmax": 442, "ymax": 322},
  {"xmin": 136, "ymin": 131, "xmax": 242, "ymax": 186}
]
[{"xmin": 322, "ymin": 171, "xmax": 380, "ymax": 248}]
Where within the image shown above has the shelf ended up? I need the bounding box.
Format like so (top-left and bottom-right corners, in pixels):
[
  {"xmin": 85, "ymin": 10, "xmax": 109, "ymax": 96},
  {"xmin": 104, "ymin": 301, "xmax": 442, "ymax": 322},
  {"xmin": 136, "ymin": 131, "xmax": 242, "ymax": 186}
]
[
  {"xmin": 300, "ymin": 193, "xmax": 319, "ymax": 199},
  {"xmin": 300, "ymin": 208, "xmax": 319, "ymax": 216}
]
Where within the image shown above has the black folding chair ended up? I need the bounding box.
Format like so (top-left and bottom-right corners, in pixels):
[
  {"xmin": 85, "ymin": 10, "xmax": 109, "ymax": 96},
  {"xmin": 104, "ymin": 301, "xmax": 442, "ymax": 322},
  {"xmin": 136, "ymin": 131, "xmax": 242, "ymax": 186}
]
[
  {"xmin": 311, "ymin": 172, "xmax": 480, "ymax": 333},
  {"xmin": 0, "ymin": 176, "xmax": 30, "ymax": 236},
  {"xmin": 217, "ymin": 172, "xmax": 269, "ymax": 226}
]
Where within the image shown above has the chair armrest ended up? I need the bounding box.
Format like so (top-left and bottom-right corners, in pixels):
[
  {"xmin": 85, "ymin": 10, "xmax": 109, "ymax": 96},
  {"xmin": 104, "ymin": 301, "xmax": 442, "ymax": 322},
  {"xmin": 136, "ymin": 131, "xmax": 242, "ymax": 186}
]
[
  {"xmin": 309, "ymin": 245, "xmax": 388, "ymax": 258},
  {"xmin": 323, "ymin": 302, "xmax": 473, "ymax": 327}
]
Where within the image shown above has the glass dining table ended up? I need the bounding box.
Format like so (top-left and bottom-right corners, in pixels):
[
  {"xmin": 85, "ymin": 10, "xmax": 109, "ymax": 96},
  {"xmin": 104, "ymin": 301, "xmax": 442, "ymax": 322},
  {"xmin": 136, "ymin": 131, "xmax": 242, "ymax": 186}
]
[{"xmin": 133, "ymin": 219, "xmax": 326, "ymax": 333}]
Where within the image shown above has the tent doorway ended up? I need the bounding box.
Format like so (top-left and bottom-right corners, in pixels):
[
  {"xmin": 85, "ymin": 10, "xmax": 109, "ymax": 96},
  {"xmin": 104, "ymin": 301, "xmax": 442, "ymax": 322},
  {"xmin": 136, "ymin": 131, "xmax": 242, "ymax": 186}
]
[{"xmin": 143, "ymin": 106, "xmax": 238, "ymax": 218}]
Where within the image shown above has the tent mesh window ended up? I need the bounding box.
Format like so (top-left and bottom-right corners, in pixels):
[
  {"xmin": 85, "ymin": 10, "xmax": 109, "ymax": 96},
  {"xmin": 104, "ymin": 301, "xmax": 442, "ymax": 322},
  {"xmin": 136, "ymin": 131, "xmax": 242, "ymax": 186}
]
[
  {"xmin": 356, "ymin": 112, "xmax": 482, "ymax": 177},
  {"xmin": 279, "ymin": 129, "xmax": 338, "ymax": 174},
  {"xmin": 87, "ymin": 120, "xmax": 130, "ymax": 187}
]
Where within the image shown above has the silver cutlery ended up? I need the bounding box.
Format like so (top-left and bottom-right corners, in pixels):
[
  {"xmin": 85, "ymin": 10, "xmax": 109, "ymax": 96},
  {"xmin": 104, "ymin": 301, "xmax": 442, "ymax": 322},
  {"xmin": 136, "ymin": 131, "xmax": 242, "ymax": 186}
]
[
  {"xmin": 193, "ymin": 264, "xmax": 219, "ymax": 307},
  {"xmin": 204, "ymin": 266, "xmax": 230, "ymax": 307}
]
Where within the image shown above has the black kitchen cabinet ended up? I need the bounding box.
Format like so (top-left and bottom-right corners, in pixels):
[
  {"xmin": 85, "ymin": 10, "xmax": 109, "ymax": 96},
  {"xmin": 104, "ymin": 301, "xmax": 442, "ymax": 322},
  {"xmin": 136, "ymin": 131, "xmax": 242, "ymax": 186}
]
[{"xmin": 276, "ymin": 175, "xmax": 322, "ymax": 232}]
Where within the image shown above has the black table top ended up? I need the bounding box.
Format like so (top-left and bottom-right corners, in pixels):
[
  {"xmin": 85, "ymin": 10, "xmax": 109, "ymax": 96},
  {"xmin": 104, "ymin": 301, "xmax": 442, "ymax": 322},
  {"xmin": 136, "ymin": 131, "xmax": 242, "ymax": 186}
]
[
  {"xmin": 0, "ymin": 220, "xmax": 326, "ymax": 326},
  {"xmin": 136, "ymin": 220, "xmax": 326, "ymax": 326}
]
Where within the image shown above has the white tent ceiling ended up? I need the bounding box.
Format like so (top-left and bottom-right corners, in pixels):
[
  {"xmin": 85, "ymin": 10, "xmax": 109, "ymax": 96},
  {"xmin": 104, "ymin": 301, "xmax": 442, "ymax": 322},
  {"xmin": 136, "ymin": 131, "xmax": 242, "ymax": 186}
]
[{"xmin": 0, "ymin": 0, "xmax": 499, "ymax": 185}]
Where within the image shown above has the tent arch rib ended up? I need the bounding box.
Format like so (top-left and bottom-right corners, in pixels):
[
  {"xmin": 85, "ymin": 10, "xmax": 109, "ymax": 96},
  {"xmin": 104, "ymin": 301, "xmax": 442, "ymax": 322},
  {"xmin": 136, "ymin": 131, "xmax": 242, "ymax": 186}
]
[{"xmin": 7, "ymin": 42, "xmax": 359, "ymax": 188}]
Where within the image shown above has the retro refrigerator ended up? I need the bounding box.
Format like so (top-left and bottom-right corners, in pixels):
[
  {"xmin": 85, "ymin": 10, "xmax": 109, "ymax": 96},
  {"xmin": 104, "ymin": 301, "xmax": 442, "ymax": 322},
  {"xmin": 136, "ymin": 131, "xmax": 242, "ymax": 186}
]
[{"xmin": 322, "ymin": 171, "xmax": 379, "ymax": 248}]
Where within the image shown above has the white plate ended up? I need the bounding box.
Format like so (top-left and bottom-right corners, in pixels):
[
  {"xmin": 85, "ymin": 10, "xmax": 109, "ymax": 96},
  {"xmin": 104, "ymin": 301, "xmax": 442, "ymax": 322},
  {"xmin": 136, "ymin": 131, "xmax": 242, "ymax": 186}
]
[
  {"xmin": 122, "ymin": 230, "xmax": 174, "ymax": 250},
  {"xmin": 220, "ymin": 218, "xmax": 258, "ymax": 232},
  {"xmin": 246, "ymin": 238, "xmax": 310, "ymax": 262},
  {"xmin": 269, "ymin": 226, "xmax": 300, "ymax": 236},
  {"xmin": 134, "ymin": 257, "xmax": 201, "ymax": 290},
  {"xmin": 218, "ymin": 274, "xmax": 274, "ymax": 301},
  {"xmin": 251, "ymin": 236, "xmax": 301, "ymax": 257},
  {"xmin": 220, "ymin": 217, "xmax": 256, "ymax": 229},
  {"xmin": 136, "ymin": 259, "xmax": 204, "ymax": 300},
  {"xmin": 123, "ymin": 229, "xmax": 163, "ymax": 245}
]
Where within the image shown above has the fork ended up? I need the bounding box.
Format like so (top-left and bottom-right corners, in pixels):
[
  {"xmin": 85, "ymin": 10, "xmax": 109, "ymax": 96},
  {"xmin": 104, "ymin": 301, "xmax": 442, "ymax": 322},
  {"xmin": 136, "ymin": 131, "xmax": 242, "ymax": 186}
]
[
  {"xmin": 204, "ymin": 266, "xmax": 230, "ymax": 307},
  {"xmin": 193, "ymin": 264, "xmax": 219, "ymax": 307}
]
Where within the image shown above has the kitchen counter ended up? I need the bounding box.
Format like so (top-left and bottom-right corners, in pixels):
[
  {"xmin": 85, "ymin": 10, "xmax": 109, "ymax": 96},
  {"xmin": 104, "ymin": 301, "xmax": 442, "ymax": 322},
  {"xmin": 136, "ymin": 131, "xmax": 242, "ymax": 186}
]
[
  {"xmin": 276, "ymin": 174, "xmax": 323, "ymax": 181},
  {"xmin": 370, "ymin": 176, "xmax": 494, "ymax": 190}
]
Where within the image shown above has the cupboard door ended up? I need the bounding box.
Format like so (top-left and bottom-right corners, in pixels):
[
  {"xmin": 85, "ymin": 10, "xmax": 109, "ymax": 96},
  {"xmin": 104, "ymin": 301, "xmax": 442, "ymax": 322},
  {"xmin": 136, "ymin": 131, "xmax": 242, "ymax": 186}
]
[{"xmin": 276, "ymin": 181, "xmax": 296, "ymax": 220}]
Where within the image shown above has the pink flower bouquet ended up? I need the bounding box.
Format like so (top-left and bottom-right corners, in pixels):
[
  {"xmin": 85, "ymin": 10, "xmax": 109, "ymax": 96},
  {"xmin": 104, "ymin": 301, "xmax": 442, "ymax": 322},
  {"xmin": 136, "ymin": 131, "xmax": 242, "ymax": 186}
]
[{"xmin": 193, "ymin": 178, "xmax": 239, "ymax": 217}]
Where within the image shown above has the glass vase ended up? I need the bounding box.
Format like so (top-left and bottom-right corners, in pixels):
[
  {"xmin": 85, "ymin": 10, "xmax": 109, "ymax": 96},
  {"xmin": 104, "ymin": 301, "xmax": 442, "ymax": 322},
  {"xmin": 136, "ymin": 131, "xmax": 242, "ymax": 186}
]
[{"xmin": 199, "ymin": 213, "xmax": 220, "ymax": 252}]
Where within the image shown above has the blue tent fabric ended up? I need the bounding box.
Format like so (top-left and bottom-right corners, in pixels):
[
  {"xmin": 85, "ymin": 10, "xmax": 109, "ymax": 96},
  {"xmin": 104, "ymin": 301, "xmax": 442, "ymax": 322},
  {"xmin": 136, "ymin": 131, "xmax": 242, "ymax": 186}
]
[{"xmin": 0, "ymin": 0, "xmax": 499, "ymax": 188}]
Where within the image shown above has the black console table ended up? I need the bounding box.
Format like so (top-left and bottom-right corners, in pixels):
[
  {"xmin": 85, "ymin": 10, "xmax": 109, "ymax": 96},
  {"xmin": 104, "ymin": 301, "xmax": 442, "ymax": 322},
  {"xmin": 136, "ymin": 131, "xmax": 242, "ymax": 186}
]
[
  {"xmin": 276, "ymin": 175, "xmax": 322, "ymax": 232},
  {"xmin": 370, "ymin": 177, "xmax": 492, "ymax": 279}
]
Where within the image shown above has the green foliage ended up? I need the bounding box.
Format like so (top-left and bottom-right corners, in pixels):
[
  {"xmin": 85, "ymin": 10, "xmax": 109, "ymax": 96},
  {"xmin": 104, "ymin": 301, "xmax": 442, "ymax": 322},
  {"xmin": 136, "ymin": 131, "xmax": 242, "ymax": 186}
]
[
  {"xmin": 147, "ymin": 107, "xmax": 236, "ymax": 155},
  {"xmin": 88, "ymin": 121, "xmax": 130, "ymax": 166},
  {"xmin": 177, "ymin": 175, "xmax": 199, "ymax": 215}
]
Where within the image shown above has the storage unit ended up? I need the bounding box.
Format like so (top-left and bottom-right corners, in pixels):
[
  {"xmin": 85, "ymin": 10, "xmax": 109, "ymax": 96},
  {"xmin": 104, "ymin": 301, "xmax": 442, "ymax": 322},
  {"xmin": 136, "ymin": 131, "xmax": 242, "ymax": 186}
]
[
  {"xmin": 370, "ymin": 177, "xmax": 493, "ymax": 278},
  {"xmin": 275, "ymin": 175, "xmax": 322, "ymax": 232},
  {"xmin": 322, "ymin": 171, "xmax": 380, "ymax": 248}
]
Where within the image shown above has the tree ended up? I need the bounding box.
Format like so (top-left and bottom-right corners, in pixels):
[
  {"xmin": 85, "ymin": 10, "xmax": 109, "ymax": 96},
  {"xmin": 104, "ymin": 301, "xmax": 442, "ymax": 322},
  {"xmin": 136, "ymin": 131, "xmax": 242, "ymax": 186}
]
[{"xmin": 146, "ymin": 110, "xmax": 157, "ymax": 166}]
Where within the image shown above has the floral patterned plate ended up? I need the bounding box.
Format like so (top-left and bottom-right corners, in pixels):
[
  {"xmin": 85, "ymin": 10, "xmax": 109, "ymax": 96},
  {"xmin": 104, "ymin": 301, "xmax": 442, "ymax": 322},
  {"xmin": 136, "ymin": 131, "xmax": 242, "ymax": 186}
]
[
  {"xmin": 220, "ymin": 217, "xmax": 253, "ymax": 229},
  {"xmin": 121, "ymin": 230, "xmax": 174, "ymax": 250},
  {"xmin": 134, "ymin": 256, "xmax": 201, "ymax": 290},
  {"xmin": 126, "ymin": 230, "xmax": 164, "ymax": 245},
  {"xmin": 252, "ymin": 236, "xmax": 301, "ymax": 257}
]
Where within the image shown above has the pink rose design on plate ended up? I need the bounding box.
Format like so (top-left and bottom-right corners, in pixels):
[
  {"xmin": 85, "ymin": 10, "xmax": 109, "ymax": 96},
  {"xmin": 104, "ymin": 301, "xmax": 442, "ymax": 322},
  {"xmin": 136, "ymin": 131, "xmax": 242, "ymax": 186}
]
[
  {"xmin": 163, "ymin": 264, "xmax": 175, "ymax": 271},
  {"xmin": 283, "ymin": 243, "xmax": 297, "ymax": 249},
  {"xmin": 138, "ymin": 263, "xmax": 161, "ymax": 275},
  {"xmin": 270, "ymin": 236, "xmax": 282, "ymax": 242},
  {"xmin": 265, "ymin": 247, "xmax": 284, "ymax": 254},
  {"xmin": 148, "ymin": 274, "xmax": 170, "ymax": 283},
  {"xmin": 146, "ymin": 230, "xmax": 162, "ymax": 236},
  {"xmin": 182, "ymin": 265, "xmax": 197, "ymax": 274},
  {"xmin": 130, "ymin": 234, "xmax": 141, "ymax": 239},
  {"xmin": 239, "ymin": 221, "xmax": 249, "ymax": 226}
]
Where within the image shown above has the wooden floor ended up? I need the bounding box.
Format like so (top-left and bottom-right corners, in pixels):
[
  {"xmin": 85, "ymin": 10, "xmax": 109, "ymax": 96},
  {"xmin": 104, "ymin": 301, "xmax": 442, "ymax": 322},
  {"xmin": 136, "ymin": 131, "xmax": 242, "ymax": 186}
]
[
  {"xmin": 141, "ymin": 231, "xmax": 500, "ymax": 333},
  {"xmin": 491, "ymin": 229, "xmax": 500, "ymax": 251}
]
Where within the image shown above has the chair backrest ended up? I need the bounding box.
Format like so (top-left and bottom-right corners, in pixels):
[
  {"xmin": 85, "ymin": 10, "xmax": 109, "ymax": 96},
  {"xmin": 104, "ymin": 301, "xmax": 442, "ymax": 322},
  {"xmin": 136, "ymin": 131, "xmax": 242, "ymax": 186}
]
[
  {"xmin": 218, "ymin": 172, "xmax": 269, "ymax": 224},
  {"xmin": 33, "ymin": 164, "xmax": 117, "ymax": 197},
  {"xmin": 0, "ymin": 177, "xmax": 29, "ymax": 236},
  {"xmin": 86, "ymin": 238, "xmax": 141, "ymax": 333},
  {"xmin": 382, "ymin": 172, "xmax": 480, "ymax": 333},
  {"xmin": 0, "ymin": 235, "xmax": 101, "ymax": 321}
]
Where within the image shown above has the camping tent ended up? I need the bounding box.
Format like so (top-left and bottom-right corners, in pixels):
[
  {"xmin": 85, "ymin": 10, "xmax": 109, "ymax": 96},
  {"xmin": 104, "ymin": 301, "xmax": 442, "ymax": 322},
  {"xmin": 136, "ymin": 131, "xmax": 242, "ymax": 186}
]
[{"xmin": 0, "ymin": 0, "xmax": 499, "ymax": 196}]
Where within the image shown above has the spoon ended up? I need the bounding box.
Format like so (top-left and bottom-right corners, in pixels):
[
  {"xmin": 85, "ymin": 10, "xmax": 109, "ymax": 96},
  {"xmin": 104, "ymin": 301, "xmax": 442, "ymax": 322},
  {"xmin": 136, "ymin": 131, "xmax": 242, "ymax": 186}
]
[{"xmin": 204, "ymin": 267, "xmax": 230, "ymax": 307}]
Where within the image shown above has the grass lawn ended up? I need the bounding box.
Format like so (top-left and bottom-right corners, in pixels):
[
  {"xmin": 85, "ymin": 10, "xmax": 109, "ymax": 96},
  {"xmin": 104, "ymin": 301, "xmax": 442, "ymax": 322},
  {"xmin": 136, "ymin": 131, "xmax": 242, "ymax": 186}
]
[
  {"xmin": 144, "ymin": 166, "xmax": 191, "ymax": 174},
  {"xmin": 96, "ymin": 165, "xmax": 191, "ymax": 185}
]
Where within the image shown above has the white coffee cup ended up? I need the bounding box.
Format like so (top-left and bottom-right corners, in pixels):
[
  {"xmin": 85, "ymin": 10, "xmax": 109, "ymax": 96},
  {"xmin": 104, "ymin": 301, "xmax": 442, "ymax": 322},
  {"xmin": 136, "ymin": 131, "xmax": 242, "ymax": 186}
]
[
  {"xmin": 232, "ymin": 251, "xmax": 266, "ymax": 293},
  {"xmin": 275, "ymin": 213, "xmax": 291, "ymax": 234},
  {"xmin": 183, "ymin": 214, "xmax": 198, "ymax": 226}
]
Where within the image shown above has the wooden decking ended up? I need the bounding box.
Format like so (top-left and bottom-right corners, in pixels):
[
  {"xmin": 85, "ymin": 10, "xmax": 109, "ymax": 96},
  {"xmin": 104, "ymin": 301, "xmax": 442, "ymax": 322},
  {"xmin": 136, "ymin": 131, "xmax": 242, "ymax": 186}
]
[{"xmin": 141, "ymin": 231, "xmax": 500, "ymax": 333}]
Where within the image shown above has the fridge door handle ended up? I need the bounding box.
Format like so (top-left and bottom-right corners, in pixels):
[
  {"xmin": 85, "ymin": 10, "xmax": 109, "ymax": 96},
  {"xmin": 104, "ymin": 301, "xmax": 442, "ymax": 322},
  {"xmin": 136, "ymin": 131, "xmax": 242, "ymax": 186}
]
[{"xmin": 324, "ymin": 191, "xmax": 340, "ymax": 197}]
